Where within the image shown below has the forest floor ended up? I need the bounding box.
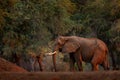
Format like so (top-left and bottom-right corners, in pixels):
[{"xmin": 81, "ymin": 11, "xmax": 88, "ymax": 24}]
[{"xmin": 0, "ymin": 58, "xmax": 120, "ymax": 80}]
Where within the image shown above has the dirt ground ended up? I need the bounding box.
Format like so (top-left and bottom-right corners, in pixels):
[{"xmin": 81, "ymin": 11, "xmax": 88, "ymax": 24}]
[
  {"xmin": 0, "ymin": 71, "xmax": 120, "ymax": 80},
  {"xmin": 0, "ymin": 58, "xmax": 120, "ymax": 80}
]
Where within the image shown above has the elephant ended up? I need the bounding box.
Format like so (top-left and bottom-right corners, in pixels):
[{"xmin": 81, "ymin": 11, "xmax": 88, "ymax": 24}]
[{"xmin": 51, "ymin": 36, "xmax": 109, "ymax": 71}]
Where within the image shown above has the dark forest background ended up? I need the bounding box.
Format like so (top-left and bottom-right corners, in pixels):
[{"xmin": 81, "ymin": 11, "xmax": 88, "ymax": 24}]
[{"xmin": 0, "ymin": 0, "xmax": 120, "ymax": 71}]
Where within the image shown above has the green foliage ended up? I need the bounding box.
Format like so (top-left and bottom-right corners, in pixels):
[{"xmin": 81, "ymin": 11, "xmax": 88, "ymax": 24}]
[{"xmin": 0, "ymin": 0, "xmax": 76, "ymax": 59}]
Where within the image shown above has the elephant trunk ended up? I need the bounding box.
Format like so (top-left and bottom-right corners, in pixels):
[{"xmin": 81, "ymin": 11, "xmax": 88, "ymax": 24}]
[{"xmin": 52, "ymin": 46, "xmax": 58, "ymax": 71}]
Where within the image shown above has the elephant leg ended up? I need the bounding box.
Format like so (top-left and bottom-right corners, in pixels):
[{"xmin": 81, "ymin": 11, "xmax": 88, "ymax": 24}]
[
  {"xmin": 102, "ymin": 56, "xmax": 109, "ymax": 70},
  {"xmin": 69, "ymin": 53, "xmax": 75, "ymax": 71},
  {"xmin": 37, "ymin": 58, "xmax": 43, "ymax": 71},
  {"xmin": 74, "ymin": 53, "xmax": 83, "ymax": 71},
  {"xmin": 91, "ymin": 54, "xmax": 99, "ymax": 71},
  {"xmin": 52, "ymin": 54, "xmax": 57, "ymax": 72},
  {"xmin": 102, "ymin": 62, "xmax": 109, "ymax": 70},
  {"xmin": 91, "ymin": 63, "xmax": 99, "ymax": 71}
]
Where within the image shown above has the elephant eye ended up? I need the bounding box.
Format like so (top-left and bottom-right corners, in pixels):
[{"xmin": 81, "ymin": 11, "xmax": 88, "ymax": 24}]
[
  {"xmin": 58, "ymin": 42, "xmax": 63, "ymax": 46},
  {"xmin": 54, "ymin": 42, "xmax": 61, "ymax": 47}
]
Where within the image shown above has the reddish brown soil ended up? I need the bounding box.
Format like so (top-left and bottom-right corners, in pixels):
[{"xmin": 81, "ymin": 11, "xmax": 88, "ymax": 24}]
[
  {"xmin": 0, "ymin": 71, "xmax": 120, "ymax": 80},
  {"xmin": 0, "ymin": 58, "xmax": 27, "ymax": 72}
]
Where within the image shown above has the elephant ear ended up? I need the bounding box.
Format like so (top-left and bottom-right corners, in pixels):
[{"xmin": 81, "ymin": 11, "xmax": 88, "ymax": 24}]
[{"xmin": 62, "ymin": 40, "xmax": 80, "ymax": 53}]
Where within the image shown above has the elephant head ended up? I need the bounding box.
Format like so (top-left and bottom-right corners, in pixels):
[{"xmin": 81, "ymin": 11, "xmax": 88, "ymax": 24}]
[
  {"xmin": 52, "ymin": 36, "xmax": 81, "ymax": 71},
  {"xmin": 53, "ymin": 36, "xmax": 80, "ymax": 53}
]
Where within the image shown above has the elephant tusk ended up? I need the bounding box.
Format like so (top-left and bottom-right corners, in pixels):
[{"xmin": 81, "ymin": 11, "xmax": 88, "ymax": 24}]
[{"xmin": 45, "ymin": 51, "xmax": 57, "ymax": 56}]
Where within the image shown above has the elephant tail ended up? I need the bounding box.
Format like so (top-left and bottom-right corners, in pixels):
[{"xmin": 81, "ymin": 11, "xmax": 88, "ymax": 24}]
[{"xmin": 104, "ymin": 49, "xmax": 110, "ymax": 70}]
